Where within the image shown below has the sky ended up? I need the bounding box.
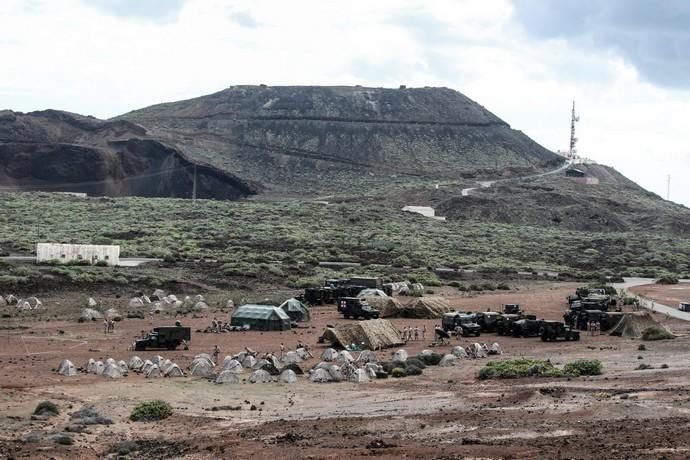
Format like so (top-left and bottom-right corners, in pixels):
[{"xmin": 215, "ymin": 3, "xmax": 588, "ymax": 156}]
[{"xmin": 1, "ymin": 0, "xmax": 689, "ymax": 206}]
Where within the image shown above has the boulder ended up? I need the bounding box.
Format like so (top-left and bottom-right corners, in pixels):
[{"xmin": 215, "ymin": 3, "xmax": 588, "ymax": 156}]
[
  {"xmin": 194, "ymin": 294, "xmax": 206, "ymax": 303},
  {"xmin": 152, "ymin": 289, "xmax": 166, "ymax": 300},
  {"xmin": 194, "ymin": 301, "xmax": 209, "ymax": 311}
]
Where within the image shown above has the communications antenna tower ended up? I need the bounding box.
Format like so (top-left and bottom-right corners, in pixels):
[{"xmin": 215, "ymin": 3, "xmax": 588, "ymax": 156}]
[{"xmin": 569, "ymin": 101, "xmax": 580, "ymax": 160}]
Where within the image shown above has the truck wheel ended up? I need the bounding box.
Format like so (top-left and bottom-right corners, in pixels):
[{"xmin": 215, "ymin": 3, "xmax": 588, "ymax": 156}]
[
  {"xmin": 573, "ymin": 334, "xmax": 580, "ymax": 341},
  {"xmin": 476, "ymin": 332, "xmax": 481, "ymax": 337},
  {"xmin": 541, "ymin": 336, "xmax": 547, "ymax": 342}
]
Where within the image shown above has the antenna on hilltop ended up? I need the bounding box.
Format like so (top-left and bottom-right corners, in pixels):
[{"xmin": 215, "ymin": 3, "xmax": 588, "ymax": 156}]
[{"xmin": 569, "ymin": 101, "xmax": 580, "ymax": 160}]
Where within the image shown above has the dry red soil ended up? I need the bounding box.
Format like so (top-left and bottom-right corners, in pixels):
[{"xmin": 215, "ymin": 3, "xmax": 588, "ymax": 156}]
[{"xmin": 2, "ymin": 282, "xmax": 690, "ymax": 459}]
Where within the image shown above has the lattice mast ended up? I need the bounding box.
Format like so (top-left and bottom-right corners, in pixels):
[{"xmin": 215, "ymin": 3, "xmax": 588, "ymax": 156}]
[{"xmin": 569, "ymin": 101, "xmax": 579, "ymax": 159}]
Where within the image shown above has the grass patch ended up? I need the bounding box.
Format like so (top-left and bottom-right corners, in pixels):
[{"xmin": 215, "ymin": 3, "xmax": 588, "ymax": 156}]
[
  {"xmin": 33, "ymin": 401, "xmax": 59, "ymax": 416},
  {"xmin": 478, "ymin": 358, "xmax": 603, "ymax": 380},
  {"xmin": 130, "ymin": 400, "xmax": 173, "ymax": 422},
  {"xmin": 391, "ymin": 368, "xmax": 406, "ymax": 378},
  {"xmin": 641, "ymin": 327, "xmax": 675, "ymax": 341}
]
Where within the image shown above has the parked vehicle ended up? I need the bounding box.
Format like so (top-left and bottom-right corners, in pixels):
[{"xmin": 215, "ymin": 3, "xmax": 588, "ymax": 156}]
[
  {"xmin": 441, "ymin": 313, "xmax": 481, "ymax": 336},
  {"xmin": 337, "ymin": 297, "xmax": 380, "ymax": 319},
  {"xmin": 135, "ymin": 326, "xmax": 191, "ymax": 351},
  {"xmin": 540, "ymin": 321, "xmax": 580, "ymax": 341}
]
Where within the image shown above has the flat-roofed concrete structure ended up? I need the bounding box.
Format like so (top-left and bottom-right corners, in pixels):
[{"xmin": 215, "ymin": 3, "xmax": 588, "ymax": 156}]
[{"xmin": 36, "ymin": 243, "xmax": 120, "ymax": 266}]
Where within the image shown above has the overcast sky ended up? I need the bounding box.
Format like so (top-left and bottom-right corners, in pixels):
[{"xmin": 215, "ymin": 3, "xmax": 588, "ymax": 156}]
[{"xmin": 2, "ymin": 0, "xmax": 689, "ymax": 206}]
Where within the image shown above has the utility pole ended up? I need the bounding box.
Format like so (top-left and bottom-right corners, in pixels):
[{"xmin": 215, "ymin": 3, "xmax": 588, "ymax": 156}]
[
  {"xmin": 569, "ymin": 101, "xmax": 580, "ymax": 160},
  {"xmin": 667, "ymin": 174, "xmax": 671, "ymax": 201},
  {"xmin": 192, "ymin": 164, "xmax": 197, "ymax": 202}
]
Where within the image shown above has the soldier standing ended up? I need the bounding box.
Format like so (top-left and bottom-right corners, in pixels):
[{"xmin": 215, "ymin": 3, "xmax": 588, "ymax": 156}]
[
  {"xmin": 422, "ymin": 325, "xmax": 426, "ymax": 340},
  {"xmin": 212, "ymin": 345, "xmax": 220, "ymax": 364},
  {"xmin": 413, "ymin": 326, "xmax": 419, "ymax": 341}
]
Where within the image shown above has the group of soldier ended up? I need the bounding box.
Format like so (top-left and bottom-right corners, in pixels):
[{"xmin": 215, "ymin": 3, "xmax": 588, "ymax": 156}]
[{"xmin": 402, "ymin": 325, "xmax": 426, "ymax": 341}]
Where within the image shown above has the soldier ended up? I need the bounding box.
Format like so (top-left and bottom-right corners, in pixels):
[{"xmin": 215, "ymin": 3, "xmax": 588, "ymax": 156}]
[
  {"xmin": 280, "ymin": 343, "xmax": 286, "ymax": 359},
  {"xmin": 422, "ymin": 325, "xmax": 426, "ymax": 340},
  {"xmin": 414, "ymin": 326, "xmax": 419, "ymax": 341},
  {"xmin": 103, "ymin": 319, "xmax": 108, "ymax": 334},
  {"xmin": 212, "ymin": 345, "xmax": 220, "ymax": 364}
]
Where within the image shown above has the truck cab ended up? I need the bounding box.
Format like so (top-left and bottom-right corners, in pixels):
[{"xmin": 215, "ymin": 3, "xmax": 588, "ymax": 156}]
[
  {"xmin": 442, "ymin": 313, "xmax": 481, "ymax": 336},
  {"xmin": 502, "ymin": 304, "xmax": 522, "ymax": 315},
  {"xmin": 476, "ymin": 311, "xmax": 502, "ymax": 332},
  {"xmin": 679, "ymin": 302, "xmax": 690, "ymax": 312},
  {"xmin": 338, "ymin": 297, "xmax": 380, "ymax": 320},
  {"xmin": 134, "ymin": 326, "xmax": 191, "ymax": 351},
  {"xmin": 540, "ymin": 321, "xmax": 580, "ymax": 342}
]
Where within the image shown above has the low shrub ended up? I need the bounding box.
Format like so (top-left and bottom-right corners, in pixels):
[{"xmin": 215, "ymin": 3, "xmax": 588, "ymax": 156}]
[
  {"xmin": 641, "ymin": 326, "xmax": 675, "ymax": 341},
  {"xmin": 381, "ymin": 360, "xmax": 408, "ymax": 373},
  {"xmin": 656, "ymin": 276, "xmax": 679, "ymax": 285},
  {"xmin": 34, "ymin": 401, "xmax": 59, "ymax": 416},
  {"xmin": 660, "ymin": 363, "xmax": 669, "ymax": 369},
  {"xmin": 405, "ymin": 358, "xmax": 426, "ymax": 370},
  {"xmin": 405, "ymin": 365, "xmax": 423, "ymax": 376},
  {"xmin": 130, "ymin": 400, "xmax": 173, "ymax": 422},
  {"xmin": 635, "ymin": 363, "xmax": 653, "ymax": 370},
  {"xmin": 391, "ymin": 368, "xmax": 406, "ymax": 378},
  {"xmin": 478, "ymin": 358, "xmax": 564, "ymax": 380},
  {"xmin": 637, "ymin": 344, "xmax": 646, "ymax": 351},
  {"xmin": 496, "ymin": 283, "xmax": 510, "ymax": 290},
  {"xmin": 562, "ymin": 359, "xmax": 602, "ymax": 376},
  {"xmin": 416, "ymin": 353, "xmax": 442, "ymax": 366},
  {"xmin": 479, "ymin": 358, "xmax": 604, "ymax": 380}
]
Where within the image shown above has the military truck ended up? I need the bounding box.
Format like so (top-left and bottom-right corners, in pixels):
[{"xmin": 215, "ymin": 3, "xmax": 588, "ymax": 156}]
[
  {"xmin": 441, "ymin": 313, "xmax": 481, "ymax": 336},
  {"xmin": 475, "ymin": 311, "xmax": 503, "ymax": 332},
  {"xmin": 495, "ymin": 313, "xmax": 526, "ymax": 335},
  {"xmin": 502, "ymin": 304, "xmax": 522, "ymax": 315},
  {"xmin": 509, "ymin": 318, "xmax": 543, "ymax": 338},
  {"xmin": 540, "ymin": 321, "xmax": 580, "ymax": 341},
  {"xmin": 337, "ymin": 297, "xmax": 380, "ymax": 320},
  {"xmin": 134, "ymin": 326, "xmax": 191, "ymax": 351},
  {"xmin": 564, "ymin": 309, "xmax": 623, "ymax": 331}
]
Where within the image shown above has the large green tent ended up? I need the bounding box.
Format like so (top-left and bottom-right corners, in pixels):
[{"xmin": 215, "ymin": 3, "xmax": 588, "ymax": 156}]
[
  {"xmin": 231, "ymin": 305, "xmax": 292, "ymax": 331},
  {"xmin": 279, "ymin": 298, "xmax": 311, "ymax": 322}
]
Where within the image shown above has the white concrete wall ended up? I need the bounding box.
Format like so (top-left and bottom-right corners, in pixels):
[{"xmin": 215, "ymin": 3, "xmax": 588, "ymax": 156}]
[{"xmin": 36, "ymin": 243, "xmax": 120, "ymax": 266}]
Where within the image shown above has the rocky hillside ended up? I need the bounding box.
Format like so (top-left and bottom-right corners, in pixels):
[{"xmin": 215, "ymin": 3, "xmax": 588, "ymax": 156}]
[
  {"xmin": 0, "ymin": 110, "xmax": 256, "ymax": 199},
  {"xmin": 118, "ymin": 85, "xmax": 563, "ymax": 195},
  {"xmin": 436, "ymin": 164, "xmax": 690, "ymax": 234}
]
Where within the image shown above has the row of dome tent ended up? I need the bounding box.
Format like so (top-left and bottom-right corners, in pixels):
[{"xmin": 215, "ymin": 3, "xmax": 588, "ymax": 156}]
[{"xmin": 0, "ymin": 295, "xmax": 43, "ymax": 312}]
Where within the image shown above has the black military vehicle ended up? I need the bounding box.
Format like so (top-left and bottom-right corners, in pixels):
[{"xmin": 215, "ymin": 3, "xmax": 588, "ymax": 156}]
[
  {"xmin": 496, "ymin": 313, "xmax": 521, "ymax": 335},
  {"xmin": 509, "ymin": 318, "xmax": 543, "ymax": 337},
  {"xmin": 475, "ymin": 311, "xmax": 503, "ymax": 332},
  {"xmin": 337, "ymin": 297, "xmax": 380, "ymax": 320},
  {"xmin": 564, "ymin": 309, "xmax": 623, "ymax": 331},
  {"xmin": 540, "ymin": 321, "xmax": 580, "ymax": 341},
  {"xmin": 135, "ymin": 326, "xmax": 191, "ymax": 351},
  {"xmin": 502, "ymin": 304, "xmax": 522, "ymax": 315},
  {"xmin": 441, "ymin": 313, "xmax": 481, "ymax": 336}
]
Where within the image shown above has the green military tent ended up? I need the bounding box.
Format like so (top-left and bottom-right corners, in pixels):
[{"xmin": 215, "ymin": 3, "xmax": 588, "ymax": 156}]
[
  {"xmin": 231, "ymin": 305, "xmax": 292, "ymax": 331},
  {"xmin": 279, "ymin": 298, "xmax": 311, "ymax": 322}
]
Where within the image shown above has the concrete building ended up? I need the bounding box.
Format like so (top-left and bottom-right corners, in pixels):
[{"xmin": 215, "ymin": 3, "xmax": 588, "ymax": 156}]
[
  {"xmin": 402, "ymin": 206, "xmax": 446, "ymax": 221},
  {"xmin": 36, "ymin": 243, "xmax": 120, "ymax": 266}
]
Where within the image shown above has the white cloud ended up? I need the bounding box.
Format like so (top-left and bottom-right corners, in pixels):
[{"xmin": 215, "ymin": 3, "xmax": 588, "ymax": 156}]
[{"xmin": 0, "ymin": 0, "xmax": 688, "ymax": 206}]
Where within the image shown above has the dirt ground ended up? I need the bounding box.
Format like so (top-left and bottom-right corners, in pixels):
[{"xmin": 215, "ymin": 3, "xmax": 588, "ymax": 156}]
[
  {"xmin": 2, "ymin": 281, "xmax": 690, "ymax": 459},
  {"xmin": 630, "ymin": 282, "xmax": 690, "ymax": 308}
]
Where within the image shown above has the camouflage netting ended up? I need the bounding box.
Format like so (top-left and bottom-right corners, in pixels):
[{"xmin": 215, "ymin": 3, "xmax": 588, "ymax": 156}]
[
  {"xmin": 609, "ymin": 312, "xmax": 675, "ymax": 339},
  {"xmin": 321, "ymin": 319, "xmax": 404, "ymax": 350},
  {"xmin": 366, "ymin": 296, "xmax": 453, "ymax": 319}
]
